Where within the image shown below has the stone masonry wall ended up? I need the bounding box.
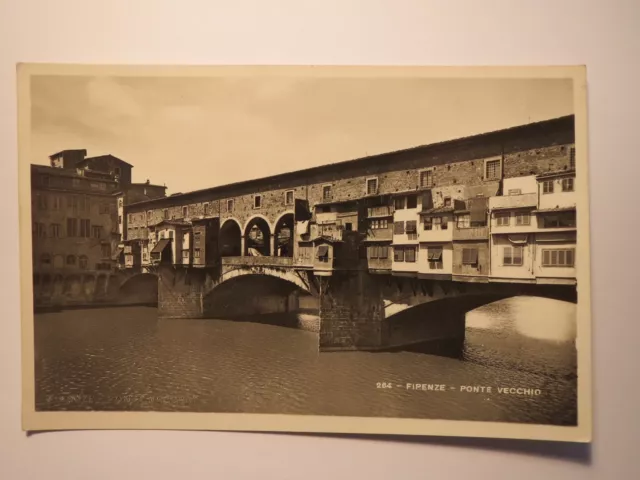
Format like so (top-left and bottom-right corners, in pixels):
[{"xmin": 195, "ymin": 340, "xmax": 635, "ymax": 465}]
[
  {"xmin": 125, "ymin": 117, "xmax": 575, "ymax": 242},
  {"xmin": 157, "ymin": 267, "xmax": 206, "ymax": 319},
  {"xmin": 319, "ymin": 271, "xmax": 387, "ymax": 350}
]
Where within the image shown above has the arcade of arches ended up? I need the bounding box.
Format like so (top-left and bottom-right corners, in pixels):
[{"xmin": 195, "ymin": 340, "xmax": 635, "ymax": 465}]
[{"xmin": 219, "ymin": 214, "xmax": 295, "ymax": 258}]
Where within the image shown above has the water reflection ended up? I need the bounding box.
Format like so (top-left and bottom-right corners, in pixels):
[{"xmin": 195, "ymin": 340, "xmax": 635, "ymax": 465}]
[{"xmin": 34, "ymin": 296, "xmax": 578, "ymax": 425}]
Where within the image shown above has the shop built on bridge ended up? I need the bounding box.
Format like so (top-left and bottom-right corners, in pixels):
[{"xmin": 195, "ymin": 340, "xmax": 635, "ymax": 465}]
[{"xmin": 31, "ymin": 115, "xmax": 579, "ymax": 351}]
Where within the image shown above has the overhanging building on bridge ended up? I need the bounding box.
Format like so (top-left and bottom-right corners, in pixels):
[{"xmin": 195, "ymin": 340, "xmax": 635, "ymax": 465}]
[{"xmin": 119, "ymin": 114, "xmax": 578, "ymax": 288}]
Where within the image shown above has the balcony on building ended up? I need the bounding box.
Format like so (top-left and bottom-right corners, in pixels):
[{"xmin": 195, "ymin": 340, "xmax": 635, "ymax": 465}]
[
  {"xmin": 489, "ymin": 192, "xmax": 538, "ymax": 212},
  {"xmin": 533, "ymin": 207, "xmax": 577, "ymax": 232},
  {"xmin": 365, "ymin": 204, "xmax": 393, "ymax": 242},
  {"xmin": 452, "ymin": 197, "xmax": 490, "ymax": 241},
  {"xmin": 536, "ymin": 169, "xmax": 576, "ymax": 211}
]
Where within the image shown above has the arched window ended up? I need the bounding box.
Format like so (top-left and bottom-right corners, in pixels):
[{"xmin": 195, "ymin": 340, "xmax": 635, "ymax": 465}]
[
  {"xmin": 66, "ymin": 255, "xmax": 76, "ymax": 266},
  {"xmin": 79, "ymin": 255, "xmax": 88, "ymax": 269},
  {"xmin": 40, "ymin": 253, "xmax": 51, "ymax": 266}
]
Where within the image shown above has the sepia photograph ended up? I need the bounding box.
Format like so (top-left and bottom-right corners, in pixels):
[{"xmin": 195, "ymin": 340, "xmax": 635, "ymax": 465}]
[{"xmin": 18, "ymin": 65, "xmax": 591, "ymax": 442}]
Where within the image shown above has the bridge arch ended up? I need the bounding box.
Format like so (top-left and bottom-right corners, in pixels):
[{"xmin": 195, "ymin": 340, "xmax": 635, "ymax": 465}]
[
  {"xmin": 244, "ymin": 215, "xmax": 272, "ymax": 256},
  {"xmin": 211, "ymin": 266, "xmax": 311, "ymax": 294},
  {"xmin": 273, "ymin": 211, "xmax": 295, "ymax": 257},
  {"xmin": 378, "ymin": 279, "xmax": 577, "ymax": 352},
  {"xmin": 118, "ymin": 272, "xmax": 159, "ymax": 304},
  {"xmin": 219, "ymin": 217, "xmax": 243, "ymax": 257},
  {"xmin": 381, "ymin": 279, "xmax": 577, "ymax": 321},
  {"xmin": 203, "ymin": 271, "xmax": 319, "ymax": 329}
]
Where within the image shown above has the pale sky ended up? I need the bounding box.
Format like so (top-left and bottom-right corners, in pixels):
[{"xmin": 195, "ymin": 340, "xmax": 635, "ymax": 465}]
[{"xmin": 30, "ymin": 75, "xmax": 573, "ymax": 194}]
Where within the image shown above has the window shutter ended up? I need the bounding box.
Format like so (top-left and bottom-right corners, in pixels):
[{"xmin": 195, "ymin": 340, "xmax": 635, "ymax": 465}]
[
  {"xmin": 503, "ymin": 246, "xmax": 512, "ymax": 265},
  {"xmin": 394, "ymin": 221, "xmax": 405, "ymax": 234},
  {"xmin": 514, "ymin": 246, "xmax": 523, "ymax": 265}
]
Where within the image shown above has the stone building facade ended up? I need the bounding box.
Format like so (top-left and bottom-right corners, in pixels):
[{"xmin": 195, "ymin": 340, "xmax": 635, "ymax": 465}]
[{"xmin": 30, "ymin": 149, "xmax": 166, "ymax": 307}]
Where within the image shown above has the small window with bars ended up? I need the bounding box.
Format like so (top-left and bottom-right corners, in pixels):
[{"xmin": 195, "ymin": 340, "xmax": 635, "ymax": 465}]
[
  {"xmin": 366, "ymin": 178, "xmax": 378, "ymax": 195},
  {"xmin": 420, "ymin": 169, "xmax": 434, "ymax": 188},
  {"xmin": 285, "ymin": 190, "xmax": 294, "ymax": 205},
  {"xmin": 485, "ymin": 159, "xmax": 501, "ymax": 180},
  {"xmin": 322, "ymin": 185, "xmax": 332, "ymax": 201}
]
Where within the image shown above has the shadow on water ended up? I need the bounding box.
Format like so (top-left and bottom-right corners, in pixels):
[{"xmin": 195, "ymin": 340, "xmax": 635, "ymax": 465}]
[
  {"xmin": 381, "ymin": 337, "xmax": 466, "ymax": 359},
  {"xmin": 204, "ymin": 312, "xmax": 304, "ymax": 330}
]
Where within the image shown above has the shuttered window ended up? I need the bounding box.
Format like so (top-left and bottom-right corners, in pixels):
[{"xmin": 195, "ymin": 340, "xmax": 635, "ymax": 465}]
[
  {"xmin": 368, "ymin": 245, "xmax": 389, "ymax": 259},
  {"xmin": 503, "ymin": 246, "xmax": 523, "ymax": 266},
  {"xmin": 427, "ymin": 247, "xmax": 443, "ymax": 261},
  {"xmin": 515, "ymin": 213, "xmax": 530, "ymax": 225},
  {"xmin": 404, "ymin": 247, "xmax": 416, "ymax": 263},
  {"xmin": 542, "ymin": 248, "xmax": 575, "ymax": 267},
  {"xmin": 405, "ymin": 220, "xmax": 417, "ymax": 234},
  {"xmin": 562, "ymin": 178, "xmax": 574, "ymax": 192},
  {"xmin": 394, "ymin": 221, "xmax": 405, "ymax": 234},
  {"xmin": 496, "ymin": 213, "xmax": 510, "ymax": 226},
  {"xmin": 462, "ymin": 248, "xmax": 478, "ymax": 265},
  {"xmin": 393, "ymin": 247, "xmax": 405, "ymax": 262}
]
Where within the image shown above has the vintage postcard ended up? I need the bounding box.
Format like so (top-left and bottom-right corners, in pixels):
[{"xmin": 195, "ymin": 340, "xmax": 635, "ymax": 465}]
[{"xmin": 18, "ymin": 64, "xmax": 592, "ymax": 442}]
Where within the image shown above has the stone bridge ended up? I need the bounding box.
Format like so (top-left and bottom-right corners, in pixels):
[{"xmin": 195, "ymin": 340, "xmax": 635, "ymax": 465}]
[{"xmin": 126, "ymin": 259, "xmax": 577, "ymax": 352}]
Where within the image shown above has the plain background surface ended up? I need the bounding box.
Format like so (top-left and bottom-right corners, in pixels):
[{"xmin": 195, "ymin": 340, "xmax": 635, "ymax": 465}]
[{"xmin": 0, "ymin": 0, "xmax": 638, "ymax": 478}]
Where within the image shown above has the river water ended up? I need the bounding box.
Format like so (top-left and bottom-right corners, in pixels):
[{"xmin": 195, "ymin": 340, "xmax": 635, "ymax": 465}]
[{"xmin": 34, "ymin": 296, "xmax": 577, "ymax": 426}]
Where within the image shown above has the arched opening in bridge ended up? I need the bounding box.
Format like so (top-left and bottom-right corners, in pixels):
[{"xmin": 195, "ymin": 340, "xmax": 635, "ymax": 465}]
[
  {"xmin": 383, "ymin": 289, "xmax": 577, "ymax": 364},
  {"xmin": 203, "ymin": 274, "xmax": 319, "ymax": 331},
  {"xmin": 244, "ymin": 217, "xmax": 271, "ymax": 256},
  {"xmin": 119, "ymin": 273, "xmax": 159, "ymax": 305},
  {"xmin": 274, "ymin": 213, "xmax": 294, "ymax": 257},
  {"xmin": 219, "ymin": 219, "xmax": 242, "ymax": 257}
]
